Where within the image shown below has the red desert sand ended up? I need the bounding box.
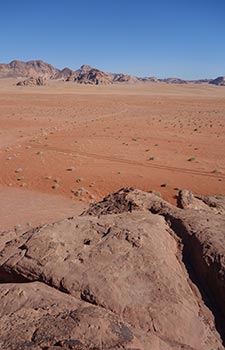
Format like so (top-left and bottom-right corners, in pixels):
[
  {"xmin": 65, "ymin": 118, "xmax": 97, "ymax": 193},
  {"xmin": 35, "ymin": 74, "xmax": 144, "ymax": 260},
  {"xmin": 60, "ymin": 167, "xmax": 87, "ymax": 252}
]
[{"xmin": 0, "ymin": 79, "xmax": 225, "ymax": 230}]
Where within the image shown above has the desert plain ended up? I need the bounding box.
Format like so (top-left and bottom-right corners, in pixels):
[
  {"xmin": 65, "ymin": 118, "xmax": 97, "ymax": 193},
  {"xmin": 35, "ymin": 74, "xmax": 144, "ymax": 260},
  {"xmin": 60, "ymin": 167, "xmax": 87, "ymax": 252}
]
[{"xmin": 0, "ymin": 79, "xmax": 225, "ymax": 231}]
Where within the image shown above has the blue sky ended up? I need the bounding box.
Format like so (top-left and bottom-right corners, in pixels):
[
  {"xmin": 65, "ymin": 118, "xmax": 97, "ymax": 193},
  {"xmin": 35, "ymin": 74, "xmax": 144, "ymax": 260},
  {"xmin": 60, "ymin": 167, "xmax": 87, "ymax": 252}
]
[{"xmin": 1, "ymin": 0, "xmax": 225, "ymax": 79}]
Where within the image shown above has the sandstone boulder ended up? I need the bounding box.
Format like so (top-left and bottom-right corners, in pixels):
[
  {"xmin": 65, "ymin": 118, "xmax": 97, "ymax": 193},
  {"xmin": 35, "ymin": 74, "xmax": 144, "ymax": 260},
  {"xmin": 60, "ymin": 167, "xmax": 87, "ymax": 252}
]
[
  {"xmin": 0, "ymin": 188, "xmax": 224, "ymax": 349},
  {"xmin": 0, "ymin": 209, "xmax": 223, "ymax": 348}
]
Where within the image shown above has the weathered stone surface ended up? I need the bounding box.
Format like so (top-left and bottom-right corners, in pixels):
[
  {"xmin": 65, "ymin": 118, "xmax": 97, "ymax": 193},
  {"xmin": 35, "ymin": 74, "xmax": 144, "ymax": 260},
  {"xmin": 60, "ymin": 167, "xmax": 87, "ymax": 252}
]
[
  {"xmin": 0, "ymin": 282, "xmax": 141, "ymax": 350},
  {"xmin": 82, "ymin": 187, "xmax": 173, "ymax": 216},
  {"xmin": 177, "ymin": 189, "xmax": 225, "ymax": 214},
  {"xmin": 194, "ymin": 193, "xmax": 225, "ymax": 214},
  {"xmin": 0, "ymin": 188, "xmax": 225, "ymax": 349},
  {"xmin": 0, "ymin": 207, "xmax": 222, "ymax": 349},
  {"xmin": 83, "ymin": 188, "xmax": 225, "ymax": 341},
  {"xmin": 177, "ymin": 189, "xmax": 210, "ymax": 210}
]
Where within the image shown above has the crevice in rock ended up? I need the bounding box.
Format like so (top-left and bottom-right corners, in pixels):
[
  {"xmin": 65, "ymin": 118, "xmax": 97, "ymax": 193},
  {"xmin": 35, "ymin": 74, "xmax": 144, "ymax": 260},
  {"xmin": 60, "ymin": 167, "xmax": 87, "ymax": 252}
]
[
  {"xmin": 0, "ymin": 266, "xmax": 30, "ymax": 283},
  {"xmin": 154, "ymin": 211, "xmax": 225, "ymax": 345}
]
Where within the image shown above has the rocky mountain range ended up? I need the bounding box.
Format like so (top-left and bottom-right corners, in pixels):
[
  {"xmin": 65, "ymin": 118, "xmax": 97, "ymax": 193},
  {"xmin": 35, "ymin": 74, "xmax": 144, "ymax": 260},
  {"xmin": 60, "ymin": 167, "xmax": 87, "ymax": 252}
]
[
  {"xmin": 0, "ymin": 59, "xmax": 224, "ymax": 86},
  {"xmin": 0, "ymin": 187, "xmax": 225, "ymax": 349}
]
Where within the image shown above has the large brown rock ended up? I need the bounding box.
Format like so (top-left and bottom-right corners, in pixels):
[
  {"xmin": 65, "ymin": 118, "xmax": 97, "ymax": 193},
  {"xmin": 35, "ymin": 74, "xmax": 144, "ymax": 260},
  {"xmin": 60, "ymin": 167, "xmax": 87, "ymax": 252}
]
[
  {"xmin": 83, "ymin": 188, "xmax": 225, "ymax": 339},
  {"xmin": 0, "ymin": 207, "xmax": 223, "ymax": 349},
  {"xmin": 0, "ymin": 187, "xmax": 225, "ymax": 348},
  {"xmin": 177, "ymin": 189, "xmax": 225, "ymax": 214}
]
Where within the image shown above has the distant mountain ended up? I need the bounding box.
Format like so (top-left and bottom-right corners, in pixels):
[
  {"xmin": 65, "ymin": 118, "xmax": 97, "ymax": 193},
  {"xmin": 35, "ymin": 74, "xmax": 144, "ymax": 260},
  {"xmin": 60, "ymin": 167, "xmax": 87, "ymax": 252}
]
[
  {"xmin": 0, "ymin": 60, "xmax": 59, "ymax": 79},
  {"xmin": 209, "ymin": 76, "xmax": 225, "ymax": 86},
  {"xmin": 0, "ymin": 59, "xmax": 224, "ymax": 86}
]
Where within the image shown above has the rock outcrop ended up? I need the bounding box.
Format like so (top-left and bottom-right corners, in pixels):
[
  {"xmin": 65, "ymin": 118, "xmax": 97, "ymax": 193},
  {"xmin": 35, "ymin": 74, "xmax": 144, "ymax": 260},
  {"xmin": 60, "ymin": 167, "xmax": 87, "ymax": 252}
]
[
  {"xmin": 17, "ymin": 76, "xmax": 46, "ymax": 86},
  {"xmin": 66, "ymin": 65, "xmax": 114, "ymax": 85},
  {"xmin": 0, "ymin": 188, "xmax": 225, "ymax": 349},
  {"xmin": 113, "ymin": 73, "xmax": 138, "ymax": 83}
]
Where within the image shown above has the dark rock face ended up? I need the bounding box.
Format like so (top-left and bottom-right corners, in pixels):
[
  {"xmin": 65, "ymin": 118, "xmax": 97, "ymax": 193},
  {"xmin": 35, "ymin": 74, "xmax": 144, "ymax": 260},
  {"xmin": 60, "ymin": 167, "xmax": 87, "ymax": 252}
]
[
  {"xmin": 0, "ymin": 188, "xmax": 225, "ymax": 349},
  {"xmin": 209, "ymin": 76, "xmax": 225, "ymax": 86}
]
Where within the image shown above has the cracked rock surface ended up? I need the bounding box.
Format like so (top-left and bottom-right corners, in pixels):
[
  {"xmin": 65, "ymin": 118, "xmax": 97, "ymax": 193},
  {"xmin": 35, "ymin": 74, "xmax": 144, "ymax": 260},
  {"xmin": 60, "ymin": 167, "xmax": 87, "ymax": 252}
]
[{"xmin": 0, "ymin": 188, "xmax": 225, "ymax": 349}]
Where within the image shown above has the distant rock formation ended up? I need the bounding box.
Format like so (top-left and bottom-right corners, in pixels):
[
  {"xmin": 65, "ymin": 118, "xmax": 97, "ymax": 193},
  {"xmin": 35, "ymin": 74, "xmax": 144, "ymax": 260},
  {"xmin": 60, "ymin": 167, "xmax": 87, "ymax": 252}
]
[
  {"xmin": 16, "ymin": 76, "xmax": 46, "ymax": 86},
  {"xmin": 159, "ymin": 77, "xmax": 187, "ymax": 84},
  {"xmin": 66, "ymin": 65, "xmax": 113, "ymax": 85},
  {"xmin": 139, "ymin": 76, "xmax": 158, "ymax": 82},
  {"xmin": 0, "ymin": 60, "xmax": 59, "ymax": 79},
  {"xmin": 0, "ymin": 187, "xmax": 225, "ymax": 349},
  {"xmin": 0, "ymin": 59, "xmax": 224, "ymax": 86},
  {"xmin": 67, "ymin": 66, "xmax": 139, "ymax": 85},
  {"xmin": 209, "ymin": 76, "xmax": 225, "ymax": 86},
  {"xmin": 188, "ymin": 79, "xmax": 212, "ymax": 84},
  {"xmin": 113, "ymin": 73, "xmax": 138, "ymax": 83}
]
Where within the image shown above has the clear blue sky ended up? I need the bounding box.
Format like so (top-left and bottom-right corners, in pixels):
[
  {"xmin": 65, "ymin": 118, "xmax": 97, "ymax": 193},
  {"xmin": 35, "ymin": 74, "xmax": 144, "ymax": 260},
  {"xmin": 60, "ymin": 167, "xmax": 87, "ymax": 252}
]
[{"xmin": 1, "ymin": 0, "xmax": 225, "ymax": 79}]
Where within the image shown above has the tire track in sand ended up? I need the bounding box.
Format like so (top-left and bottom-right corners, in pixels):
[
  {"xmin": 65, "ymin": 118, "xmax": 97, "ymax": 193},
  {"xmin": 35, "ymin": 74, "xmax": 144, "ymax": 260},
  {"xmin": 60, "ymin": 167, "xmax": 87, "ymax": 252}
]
[{"xmin": 31, "ymin": 144, "xmax": 225, "ymax": 179}]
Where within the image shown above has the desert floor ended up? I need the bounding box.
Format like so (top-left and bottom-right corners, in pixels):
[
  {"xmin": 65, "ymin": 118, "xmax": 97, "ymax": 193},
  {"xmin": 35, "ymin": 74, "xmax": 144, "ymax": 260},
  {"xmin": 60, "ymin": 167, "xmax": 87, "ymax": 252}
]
[{"xmin": 0, "ymin": 79, "xmax": 225, "ymax": 231}]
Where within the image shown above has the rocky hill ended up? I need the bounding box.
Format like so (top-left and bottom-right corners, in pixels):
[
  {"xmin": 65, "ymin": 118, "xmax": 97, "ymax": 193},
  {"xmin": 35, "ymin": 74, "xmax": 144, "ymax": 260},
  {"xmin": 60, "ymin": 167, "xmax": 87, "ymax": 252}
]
[
  {"xmin": 0, "ymin": 187, "xmax": 224, "ymax": 349},
  {"xmin": 0, "ymin": 60, "xmax": 59, "ymax": 79}
]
